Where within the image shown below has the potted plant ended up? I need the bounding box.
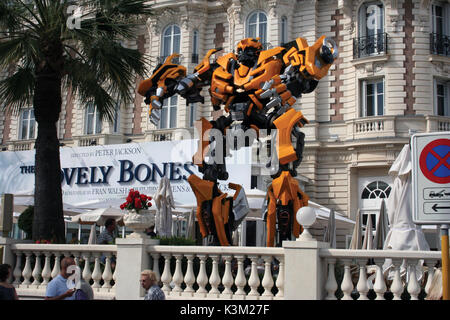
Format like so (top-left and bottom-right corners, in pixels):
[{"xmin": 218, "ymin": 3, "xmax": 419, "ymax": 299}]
[{"xmin": 120, "ymin": 189, "xmax": 154, "ymax": 238}]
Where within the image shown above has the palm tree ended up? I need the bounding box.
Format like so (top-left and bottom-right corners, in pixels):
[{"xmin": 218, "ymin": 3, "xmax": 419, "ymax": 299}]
[{"xmin": 0, "ymin": 0, "xmax": 152, "ymax": 242}]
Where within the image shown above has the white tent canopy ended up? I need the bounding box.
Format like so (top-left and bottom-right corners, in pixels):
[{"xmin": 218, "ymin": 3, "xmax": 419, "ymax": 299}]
[{"xmin": 71, "ymin": 207, "xmax": 126, "ymax": 226}]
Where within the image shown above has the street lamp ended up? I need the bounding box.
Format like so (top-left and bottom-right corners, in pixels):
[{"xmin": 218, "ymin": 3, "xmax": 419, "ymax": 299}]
[{"xmin": 296, "ymin": 206, "xmax": 316, "ymax": 241}]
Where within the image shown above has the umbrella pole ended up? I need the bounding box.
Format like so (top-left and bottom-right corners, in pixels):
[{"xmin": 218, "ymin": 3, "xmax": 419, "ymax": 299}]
[{"xmin": 441, "ymin": 225, "xmax": 450, "ymax": 300}]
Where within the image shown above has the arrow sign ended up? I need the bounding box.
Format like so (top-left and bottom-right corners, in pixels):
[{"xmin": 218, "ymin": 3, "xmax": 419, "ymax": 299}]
[
  {"xmin": 424, "ymin": 201, "xmax": 450, "ymax": 214},
  {"xmin": 432, "ymin": 204, "xmax": 450, "ymax": 212}
]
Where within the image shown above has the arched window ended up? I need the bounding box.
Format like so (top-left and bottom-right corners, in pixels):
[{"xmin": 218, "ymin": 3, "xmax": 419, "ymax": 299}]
[
  {"xmin": 246, "ymin": 11, "xmax": 267, "ymax": 45},
  {"xmin": 281, "ymin": 16, "xmax": 288, "ymax": 45},
  {"xmin": 355, "ymin": 2, "xmax": 385, "ymax": 58},
  {"xmin": 161, "ymin": 24, "xmax": 181, "ymax": 62},
  {"xmin": 361, "ymin": 180, "xmax": 391, "ymax": 199}
]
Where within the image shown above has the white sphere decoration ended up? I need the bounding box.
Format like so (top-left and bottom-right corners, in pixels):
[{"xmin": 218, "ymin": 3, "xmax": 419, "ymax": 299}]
[
  {"xmin": 296, "ymin": 206, "xmax": 316, "ymax": 226},
  {"xmin": 296, "ymin": 206, "xmax": 316, "ymax": 241}
]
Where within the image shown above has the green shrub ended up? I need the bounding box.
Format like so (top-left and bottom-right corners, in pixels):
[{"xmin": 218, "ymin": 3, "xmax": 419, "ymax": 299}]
[
  {"xmin": 18, "ymin": 206, "xmax": 34, "ymax": 240},
  {"xmin": 155, "ymin": 236, "xmax": 196, "ymax": 246}
]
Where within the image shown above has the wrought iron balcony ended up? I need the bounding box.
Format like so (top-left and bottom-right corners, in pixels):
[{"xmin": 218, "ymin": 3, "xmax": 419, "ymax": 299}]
[
  {"xmin": 430, "ymin": 33, "xmax": 450, "ymax": 57},
  {"xmin": 353, "ymin": 33, "xmax": 388, "ymax": 59}
]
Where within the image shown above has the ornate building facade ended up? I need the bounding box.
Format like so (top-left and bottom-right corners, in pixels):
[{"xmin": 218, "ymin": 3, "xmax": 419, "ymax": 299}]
[{"xmin": 1, "ymin": 0, "xmax": 449, "ymax": 242}]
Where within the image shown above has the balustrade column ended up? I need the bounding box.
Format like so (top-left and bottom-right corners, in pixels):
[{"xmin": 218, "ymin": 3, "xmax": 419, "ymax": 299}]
[
  {"xmin": 208, "ymin": 255, "xmax": 221, "ymax": 297},
  {"xmin": 373, "ymin": 259, "xmax": 387, "ymax": 300},
  {"xmin": 160, "ymin": 254, "xmax": 173, "ymax": 295},
  {"xmin": 275, "ymin": 256, "xmax": 284, "ymax": 298},
  {"xmin": 172, "ymin": 254, "xmax": 184, "ymax": 295},
  {"xmin": 102, "ymin": 253, "xmax": 113, "ymax": 289},
  {"xmin": 41, "ymin": 253, "xmax": 53, "ymax": 286},
  {"xmin": 340, "ymin": 260, "xmax": 353, "ymax": 300},
  {"xmin": 425, "ymin": 260, "xmax": 438, "ymax": 296},
  {"xmin": 325, "ymin": 259, "xmax": 337, "ymax": 300},
  {"xmin": 151, "ymin": 253, "xmax": 161, "ymax": 283},
  {"xmin": 91, "ymin": 253, "xmax": 102, "ymax": 289},
  {"xmin": 248, "ymin": 256, "xmax": 261, "ymax": 298},
  {"xmin": 31, "ymin": 252, "xmax": 42, "ymax": 287},
  {"xmin": 407, "ymin": 260, "xmax": 421, "ymax": 300},
  {"xmin": 196, "ymin": 255, "xmax": 208, "ymax": 297},
  {"xmin": 21, "ymin": 252, "xmax": 32, "ymax": 287},
  {"xmin": 356, "ymin": 260, "xmax": 369, "ymax": 300},
  {"xmin": 261, "ymin": 256, "xmax": 274, "ymax": 298},
  {"xmin": 221, "ymin": 256, "xmax": 233, "ymax": 298},
  {"xmin": 13, "ymin": 253, "xmax": 23, "ymax": 285},
  {"xmin": 390, "ymin": 259, "xmax": 404, "ymax": 300},
  {"xmin": 183, "ymin": 255, "xmax": 195, "ymax": 297},
  {"xmin": 51, "ymin": 254, "xmax": 61, "ymax": 279},
  {"xmin": 82, "ymin": 254, "xmax": 92, "ymax": 283},
  {"xmin": 234, "ymin": 256, "xmax": 246, "ymax": 298}
]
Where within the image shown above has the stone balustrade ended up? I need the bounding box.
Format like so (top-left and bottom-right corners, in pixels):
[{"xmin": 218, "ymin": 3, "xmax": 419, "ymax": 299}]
[
  {"xmin": 0, "ymin": 237, "xmax": 443, "ymax": 300},
  {"xmin": 146, "ymin": 245, "xmax": 285, "ymax": 300},
  {"xmin": 7, "ymin": 243, "xmax": 117, "ymax": 300},
  {"xmin": 320, "ymin": 249, "xmax": 441, "ymax": 300}
]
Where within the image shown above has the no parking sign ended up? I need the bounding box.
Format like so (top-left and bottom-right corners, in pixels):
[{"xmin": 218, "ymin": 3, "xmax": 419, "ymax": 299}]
[{"xmin": 412, "ymin": 132, "xmax": 450, "ymax": 224}]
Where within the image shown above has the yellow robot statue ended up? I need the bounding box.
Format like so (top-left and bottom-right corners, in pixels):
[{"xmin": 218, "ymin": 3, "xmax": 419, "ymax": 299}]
[{"xmin": 138, "ymin": 36, "xmax": 337, "ymax": 246}]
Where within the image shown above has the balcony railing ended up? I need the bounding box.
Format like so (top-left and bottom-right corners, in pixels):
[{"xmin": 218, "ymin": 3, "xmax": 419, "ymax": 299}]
[
  {"xmin": 430, "ymin": 33, "xmax": 450, "ymax": 57},
  {"xmin": 353, "ymin": 33, "xmax": 388, "ymax": 59}
]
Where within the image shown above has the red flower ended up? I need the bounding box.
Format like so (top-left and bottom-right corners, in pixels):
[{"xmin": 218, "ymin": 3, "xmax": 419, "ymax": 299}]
[
  {"xmin": 134, "ymin": 198, "xmax": 142, "ymax": 208},
  {"xmin": 126, "ymin": 196, "xmax": 132, "ymax": 203}
]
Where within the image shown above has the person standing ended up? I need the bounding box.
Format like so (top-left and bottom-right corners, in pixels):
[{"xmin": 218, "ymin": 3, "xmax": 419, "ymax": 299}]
[
  {"xmin": 97, "ymin": 218, "xmax": 116, "ymax": 244},
  {"xmin": 0, "ymin": 264, "xmax": 19, "ymax": 300},
  {"xmin": 140, "ymin": 270, "xmax": 165, "ymax": 300},
  {"xmin": 45, "ymin": 257, "xmax": 77, "ymax": 300}
]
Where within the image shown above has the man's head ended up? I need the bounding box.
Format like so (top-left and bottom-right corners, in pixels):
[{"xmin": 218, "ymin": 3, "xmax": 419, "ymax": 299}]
[
  {"xmin": 105, "ymin": 218, "xmax": 116, "ymax": 233},
  {"xmin": 236, "ymin": 38, "xmax": 262, "ymax": 67},
  {"xmin": 140, "ymin": 269, "xmax": 157, "ymax": 290},
  {"xmin": 60, "ymin": 257, "xmax": 76, "ymax": 279},
  {"xmin": 0, "ymin": 264, "xmax": 11, "ymax": 282}
]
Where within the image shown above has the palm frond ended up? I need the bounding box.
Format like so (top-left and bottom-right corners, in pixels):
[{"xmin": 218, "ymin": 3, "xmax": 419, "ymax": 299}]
[{"xmin": 0, "ymin": 66, "xmax": 35, "ymax": 115}]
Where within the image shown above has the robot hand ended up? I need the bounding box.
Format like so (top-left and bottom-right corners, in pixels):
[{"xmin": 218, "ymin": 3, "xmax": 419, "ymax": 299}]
[{"xmin": 258, "ymin": 65, "xmax": 297, "ymax": 112}]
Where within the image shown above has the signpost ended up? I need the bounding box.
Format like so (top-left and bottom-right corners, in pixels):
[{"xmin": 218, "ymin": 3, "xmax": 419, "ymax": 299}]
[{"xmin": 412, "ymin": 132, "xmax": 450, "ymax": 300}]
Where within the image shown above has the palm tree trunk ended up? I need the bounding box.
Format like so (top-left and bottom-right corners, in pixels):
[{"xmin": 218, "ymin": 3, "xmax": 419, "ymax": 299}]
[{"xmin": 32, "ymin": 72, "xmax": 65, "ymax": 243}]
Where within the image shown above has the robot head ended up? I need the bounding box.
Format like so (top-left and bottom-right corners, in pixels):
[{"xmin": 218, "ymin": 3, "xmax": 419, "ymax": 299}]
[{"xmin": 236, "ymin": 38, "xmax": 262, "ymax": 67}]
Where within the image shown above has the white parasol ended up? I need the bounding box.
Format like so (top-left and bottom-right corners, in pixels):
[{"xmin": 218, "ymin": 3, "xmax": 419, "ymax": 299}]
[
  {"xmin": 374, "ymin": 199, "xmax": 389, "ymax": 250},
  {"xmin": 349, "ymin": 209, "xmax": 363, "ymax": 249},
  {"xmin": 362, "ymin": 212, "xmax": 374, "ymax": 250},
  {"xmin": 154, "ymin": 177, "xmax": 175, "ymax": 237},
  {"xmin": 323, "ymin": 208, "xmax": 336, "ymax": 248},
  {"xmin": 71, "ymin": 207, "xmax": 125, "ymax": 226}
]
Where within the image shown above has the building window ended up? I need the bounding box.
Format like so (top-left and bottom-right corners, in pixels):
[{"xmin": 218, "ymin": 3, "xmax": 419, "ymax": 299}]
[
  {"xmin": 435, "ymin": 78, "xmax": 450, "ymax": 116},
  {"xmin": 354, "ymin": 1, "xmax": 386, "ymax": 58},
  {"xmin": 160, "ymin": 95, "xmax": 177, "ymax": 129},
  {"xmin": 361, "ymin": 78, "xmax": 384, "ymax": 117},
  {"xmin": 280, "ymin": 16, "xmax": 288, "ymax": 45},
  {"xmin": 189, "ymin": 103, "xmax": 197, "ymax": 127},
  {"xmin": 192, "ymin": 29, "xmax": 199, "ymax": 64},
  {"xmin": 161, "ymin": 24, "xmax": 181, "ymax": 64},
  {"xmin": 19, "ymin": 108, "xmax": 37, "ymax": 140},
  {"xmin": 361, "ymin": 180, "xmax": 391, "ymax": 199},
  {"xmin": 246, "ymin": 11, "xmax": 267, "ymax": 46},
  {"xmin": 360, "ymin": 180, "xmax": 391, "ymax": 227},
  {"xmin": 430, "ymin": 3, "xmax": 450, "ymax": 56},
  {"xmin": 85, "ymin": 103, "xmax": 102, "ymax": 135}
]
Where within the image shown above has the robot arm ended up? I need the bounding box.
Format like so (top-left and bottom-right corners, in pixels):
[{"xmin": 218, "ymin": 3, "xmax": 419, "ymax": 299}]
[
  {"xmin": 138, "ymin": 49, "xmax": 221, "ymax": 125},
  {"xmin": 256, "ymin": 36, "xmax": 338, "ymax": 111}
]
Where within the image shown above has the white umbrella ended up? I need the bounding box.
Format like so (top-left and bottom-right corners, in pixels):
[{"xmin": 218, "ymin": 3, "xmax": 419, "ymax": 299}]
[
  {"xmin": 87, "ymin": 224, "xmax": 97, "ymax": 244},
  {"xmin": 323, "ymin": 208, "xmax": 336, "ymax": 248},
  {"xmin": 362, "ymin": 212, "xmax": 373, "ymax": 250},
  {"xmin": 374, "ymin": 199, "xmax": 389, "ymax": 250},
  {"xmin": 154, "ymin": 177, "xmax": 175, "ymax": 237},
  {"xmin": 382, "ymin": 144, "xmax": 430, "ymax": 279},
  {"xmin": 349, "ymin": 209, "xmax": 363, "ymax": 249},
  {"xmin": 186, "ymin": 208, "xmax": 195, "ymax": 240},
  {"xmin": 383, "ymin": 144, "xmax": 429, "ymax": 251},
  {"xmin": 71, "ymin": 207, "xmax": 125, "ymax": 226}
]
